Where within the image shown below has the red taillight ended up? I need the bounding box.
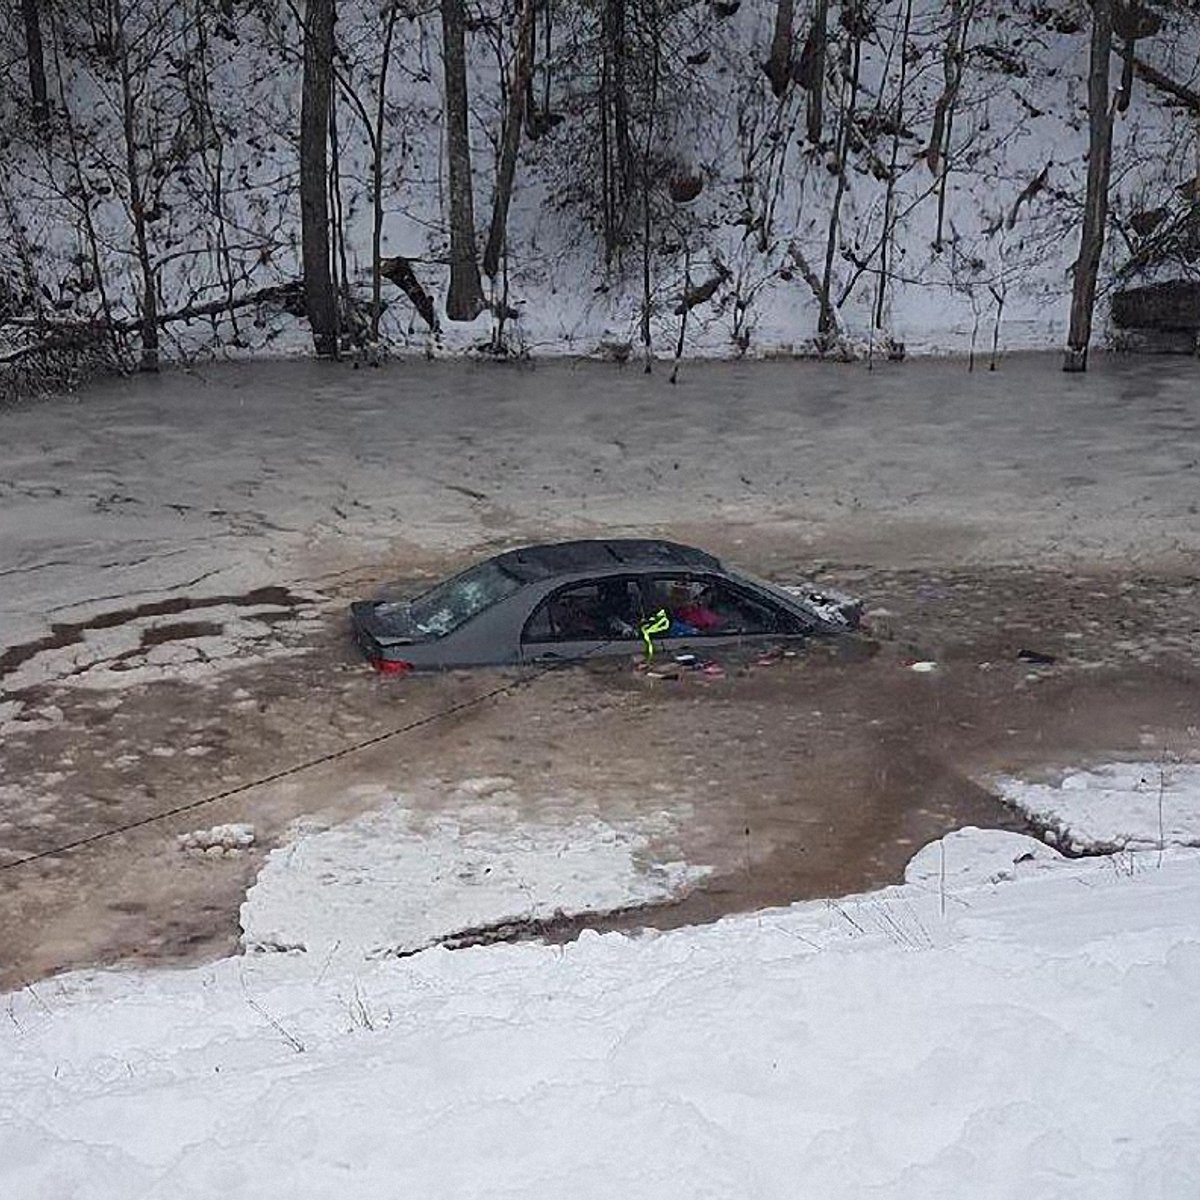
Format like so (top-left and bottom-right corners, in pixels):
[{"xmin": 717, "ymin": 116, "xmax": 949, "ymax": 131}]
[{"xmin": 372, "ymin": 658, "xmax": 413, "ymax": 675}]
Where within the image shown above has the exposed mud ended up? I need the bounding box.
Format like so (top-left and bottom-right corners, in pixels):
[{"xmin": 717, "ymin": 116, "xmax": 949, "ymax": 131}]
[{"xmin": 1, "ymin": 560, "xmax": 1197, "ymax": 989}]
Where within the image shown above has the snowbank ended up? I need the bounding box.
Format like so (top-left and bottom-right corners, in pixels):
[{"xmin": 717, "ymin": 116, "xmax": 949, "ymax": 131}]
[
  {"xmin": 3, "ymin": 827, "xmax": 1200, "ymax": 1199},
  {"xmin": 992, "ymin": 761, "xmax": 1200, "ymax": 853},
  {"xmin": 904, "ymin": 825, "xmax": 1064, "ymax": 888}
]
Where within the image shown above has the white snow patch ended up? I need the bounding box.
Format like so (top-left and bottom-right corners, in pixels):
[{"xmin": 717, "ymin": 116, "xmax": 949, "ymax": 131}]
[
  {"xmin": 905, "ymin": 826, "xmax": 1064, "ymax": 890},
  {"xmin": 3, "ymin": 834, "xmax": 1199, "ymax": 1199},
  {"xmin": 992, "ymin": 762, "xmax": 1200, "ymax": 853},
  {"xmin": 178, "ymin": 823, "xmax": 257, "ymax": 854},
  {"xmin": 241, "ymin": 784, "xmax": 708, "ymax": 959}
]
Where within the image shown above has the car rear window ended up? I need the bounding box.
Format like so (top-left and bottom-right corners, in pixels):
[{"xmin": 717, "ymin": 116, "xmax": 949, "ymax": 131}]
[{"xmin": 401, "ymin": 561, "xmax": 522, "ymax": 638}]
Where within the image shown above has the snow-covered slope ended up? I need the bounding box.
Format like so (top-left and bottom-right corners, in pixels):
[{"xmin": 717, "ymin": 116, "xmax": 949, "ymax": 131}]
[
  {"xmin": 2, "ymin": 1, "xmax": 1197, "ymax": 367},
  {"xmin": 4, "ymin": 824, "xmax": 1200, "ymax": 1199}
]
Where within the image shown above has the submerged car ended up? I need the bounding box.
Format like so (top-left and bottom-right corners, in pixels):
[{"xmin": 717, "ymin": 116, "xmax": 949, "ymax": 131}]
[{"xmin": 351, "ymin": 539, "xmax": 862, "ymax": 672}]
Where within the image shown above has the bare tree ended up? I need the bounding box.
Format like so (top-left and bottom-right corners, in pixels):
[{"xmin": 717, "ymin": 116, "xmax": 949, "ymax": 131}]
[
  {"xmin": 765, "ymin": 0, "xmax": 794, "ymax": 98},
  {"xmin": 112, "ymin": 0, "xmax": 159, "ymax": 371},
  {"xmin": 189, "ymin": 1, "xmax": 241, "ymax": 346},
  {"xmin": 483, "ymin": 0, "xmax": 537, "ymax": 281},
  {"xmin": 600, "ymin": 0, "xmax": 636, "ymax": 259},
  {"xmin": 441, "ymin": 0, "xmax": 486, "ymax": 320},
  {"xmin": 1064, "ymin": 0, "xmax": 1116, "ymax": 372},
  {"xmin": 21, "ymin": 0, "xmax": 49, "ymax": 129},
  {"xmin": 801, "ymin": 0, "xmax": 828, "ymax": 143},
  {"xmin": 818, "ymin": 3, "xmax": 865, "ymax": 347},
  {"xmin": 301, "ymin": 0, "xmax": 338, "ymax": 358},
  {"xmin": 874, "ymin": 0, "xmax": 914, "ymax": 335},
  {"xmin": 928, "ymin": 0, "xmax": 974, "ymax": 251},
  {"xmin": 640, "ymin": 0, "xmax": 662, "ymax": 370},
  {"xmin": 46, "ymin": 7, "xmax": 119, "ymax": 357},
  {"xmin": 371, "ymin": 0, "xmax": 401, "ymax": 340}
]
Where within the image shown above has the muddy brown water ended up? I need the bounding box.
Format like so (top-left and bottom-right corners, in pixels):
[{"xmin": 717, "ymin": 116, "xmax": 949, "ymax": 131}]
[{"xmin": 0, "ymin": 563, "xmax": 1197, "ymax": 990}]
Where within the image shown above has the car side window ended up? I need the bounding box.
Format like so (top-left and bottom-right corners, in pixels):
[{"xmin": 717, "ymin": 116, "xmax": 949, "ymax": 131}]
[
  {"xmin": 640, "ymin": 575, "xmax": 788, "ymax": 637},
  {"xmin": 522, "ymin": 579, "xmax": 641, "ymax": 643}
]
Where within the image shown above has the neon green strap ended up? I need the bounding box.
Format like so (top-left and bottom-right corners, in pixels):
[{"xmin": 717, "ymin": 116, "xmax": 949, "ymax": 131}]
[{"xmin": 639, "ymin": 608, "xmax": 671, "ymax": 659}]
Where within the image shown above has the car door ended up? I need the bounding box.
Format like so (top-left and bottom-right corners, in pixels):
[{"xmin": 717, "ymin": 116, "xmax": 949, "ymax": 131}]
[
  {"xmin": 634, "ymin": 572, "xmax": 806, "ymax": 658},
  {"xmin": 519, "ymin": 577, "xmax": 644, "ymax": 664}
]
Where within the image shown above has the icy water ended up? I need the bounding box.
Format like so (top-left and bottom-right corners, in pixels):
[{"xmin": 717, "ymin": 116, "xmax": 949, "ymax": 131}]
[{"xmin": 1, "ymin": 353, "xmax": 1198, "ymax": 984}]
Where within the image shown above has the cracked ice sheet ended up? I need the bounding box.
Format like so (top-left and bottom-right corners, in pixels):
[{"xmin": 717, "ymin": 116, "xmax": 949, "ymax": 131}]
[
  {"xmin": 0, "ymin": 501, "xmax": 273, "ymax": 652},
  {"xmin": 0, "ymin": 604, "xmax": 324, "ymax": 700},
  {"xmin": 3, "ymin": 830, "xmax": 1200, "ymax": 1200},
  {"xmin": 990, "ymin": 762, "xmax": 1200, "ymax": 853},
  {"xmin": 241, "ymin": 778, "xmax": 709, "ymax": 959}
]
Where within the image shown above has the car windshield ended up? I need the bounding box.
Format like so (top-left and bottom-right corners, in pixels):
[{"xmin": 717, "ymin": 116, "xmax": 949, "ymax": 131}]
[{"xmin": 390, "ymin": 560, "xmax": 522, "ymax": 638}]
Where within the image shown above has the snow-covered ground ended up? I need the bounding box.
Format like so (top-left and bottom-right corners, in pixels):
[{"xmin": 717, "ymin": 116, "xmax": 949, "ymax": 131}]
[
  {"xmin": 993, "ymin": 761, "xmax": 1200, "ymax": 854},
  {"xmin": 4, "ymin": 356, "xmax": 1200, "ymax": 1195},
  {"xmin": 4, "ymin": 805, "xmax": 1200, "ymax": 1199}
]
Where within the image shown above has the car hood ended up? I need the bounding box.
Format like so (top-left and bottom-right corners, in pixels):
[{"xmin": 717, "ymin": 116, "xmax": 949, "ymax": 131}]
[{"xmin": 729, "ymin": 572, "xmax": 862, "ymax": 631}]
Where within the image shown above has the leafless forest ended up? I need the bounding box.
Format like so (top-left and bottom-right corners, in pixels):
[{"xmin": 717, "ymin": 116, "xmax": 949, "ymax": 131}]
[{"xmin": 3, "ymin": 0, "xmax": 1199, "ymax": 396}]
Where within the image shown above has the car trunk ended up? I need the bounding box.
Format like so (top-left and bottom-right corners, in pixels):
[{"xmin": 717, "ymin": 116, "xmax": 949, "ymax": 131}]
[{"xmin": 350, "ymin": 600, "xmax": 424, "ymax": 658}]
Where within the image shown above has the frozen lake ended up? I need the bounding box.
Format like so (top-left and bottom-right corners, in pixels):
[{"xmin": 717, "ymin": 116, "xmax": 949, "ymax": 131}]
[
  {"xmin": 2, "ymin": 351, "xmax": 1198, "ymax": 654},
  {"xmin": 1, "ymin": 352, "xmax": 1198, "ymax": 987}
]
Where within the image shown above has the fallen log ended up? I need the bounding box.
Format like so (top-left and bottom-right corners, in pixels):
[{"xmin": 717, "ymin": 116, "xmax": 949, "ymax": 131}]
[
  {"xmin": 1111, "ymin": 280, "xmax": 1200, "ymax": 330},
  {"xmin": 673, "ymin": 265, "xmax": 731, "ymax": 315},
  {"xmin": 379, "ymin": 256, "xmax": 440, "ymax": 333}
]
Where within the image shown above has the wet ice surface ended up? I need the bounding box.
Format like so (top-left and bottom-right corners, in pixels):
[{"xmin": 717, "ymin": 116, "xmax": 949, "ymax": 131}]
[
  {"xmin": 0, "ymin": 354, "xmax": 1199, "ymax": 986},
  {"xmin": 241, "ymin": 778, "xmax": 708, "ymax": 960},
  {"xmin": 2, "ymin": 353, "xmax": 1199, "ymax": 659}
]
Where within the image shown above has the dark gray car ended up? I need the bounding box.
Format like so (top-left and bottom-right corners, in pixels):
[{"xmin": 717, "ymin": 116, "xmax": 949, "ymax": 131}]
[{"xmin": 350, "ymin": 539, "xmax": 862, "ymax": 672}]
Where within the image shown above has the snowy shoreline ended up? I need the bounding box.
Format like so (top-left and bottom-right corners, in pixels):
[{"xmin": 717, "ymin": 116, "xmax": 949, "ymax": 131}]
[{"xmin": 4, "ymin": 808, "xmax": 1199, "ymax": 1198}]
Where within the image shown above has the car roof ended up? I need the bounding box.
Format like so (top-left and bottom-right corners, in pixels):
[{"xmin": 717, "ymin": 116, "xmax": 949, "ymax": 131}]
[{"xmin": 492, "ymin": 539, "xmax": 722, "ymax": 583}]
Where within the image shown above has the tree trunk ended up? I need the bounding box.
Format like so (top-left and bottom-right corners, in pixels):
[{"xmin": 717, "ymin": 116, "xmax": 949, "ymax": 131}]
[
  {"xmin": 818, "ymin": 5, "xmax": 862, "ymax": 345},
  {"xmin": 300, "ymin": 0, "xmax": 338, "ymax": 355},
  {"xmin": 600, "ymin": 0, "xmax": 635, "ymax": 259},
  {"xmin": 371, "ymin": 2, "xmax": 400, "ymax": 341},
  {"xmin": 640, "ymin": 1, "xmax": 661, "ymax": 371},
  {"xmin": 301, "ymin": 0, "xmax": 338, "ymax": 358},
  {"xmin": 875, "ymin": 0, "xmax": 914, "ymax": 332},
  {"xmin": 327, "ymin": 69, "xmax": 349, "ymax": 348},
  {"xmin": 806, "ymin": 0, "xmax": 828, "ymax": 143},
  {"xmin": 927, "ymin": 1, "xmax": 967, "ymax": 175},
  {"xmin": 1064, "ymin": 0, "xmax": 1115, "ymax": 373},
  {"xmin": 22, "ymin": 0, "xmax": 49, "ymax": 129},
  {"xmin": 600, "ymin": 13, "xmax": 613, "ymax": 256},
  {"xmin": 765, "ymin": 0, "xmax": 795, "ymax": 99},
  {"xmin": 440, "ymin": 0, "xmax": 486, "ymax": 321},
  {"xmin": 113, "ymin": 0, "xmax": 159, "ymax": 372},
  {"xmin": 483, "ymin": 0, "xmax": 536, "ymax": 280},
  {"xmin": 607, "ymin": 0, "xmax": 634, "ymax": 214}
]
